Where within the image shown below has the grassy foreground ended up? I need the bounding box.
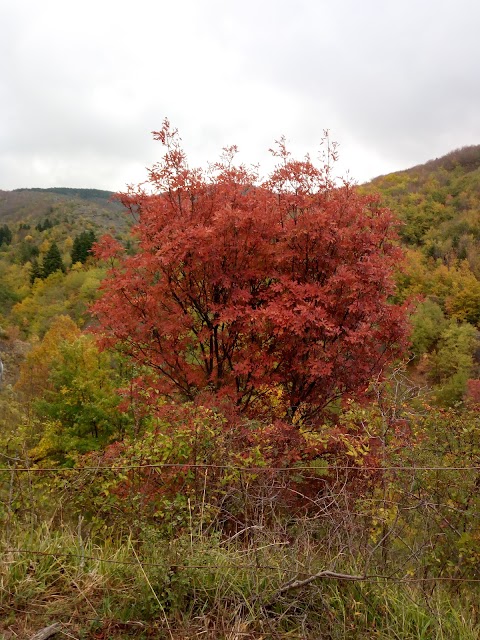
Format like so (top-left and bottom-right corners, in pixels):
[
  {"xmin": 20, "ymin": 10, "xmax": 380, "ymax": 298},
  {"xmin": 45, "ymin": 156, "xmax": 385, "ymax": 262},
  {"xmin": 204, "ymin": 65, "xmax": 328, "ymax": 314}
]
[{"xmin": 2, "ymin": 519, "xmax": 480, "ymax": 640}]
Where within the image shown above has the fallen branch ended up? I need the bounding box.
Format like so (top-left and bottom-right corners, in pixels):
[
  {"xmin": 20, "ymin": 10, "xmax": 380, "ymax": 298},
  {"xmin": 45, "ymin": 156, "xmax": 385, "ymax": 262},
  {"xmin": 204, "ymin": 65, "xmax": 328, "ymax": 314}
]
[
  {"xmin": 274, "ymin": 569, "xmax": 366, "ymax": 597},
  {"xmin": 30, "ymin": 623, "xmax": 61, "ymax": 640}
]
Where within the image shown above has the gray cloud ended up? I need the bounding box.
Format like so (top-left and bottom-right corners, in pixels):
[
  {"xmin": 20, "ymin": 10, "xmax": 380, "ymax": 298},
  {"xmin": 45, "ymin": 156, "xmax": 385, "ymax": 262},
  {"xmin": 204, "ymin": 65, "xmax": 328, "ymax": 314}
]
[{"xmin": 1, "ymin": 0, "xmax": 479, "ymax": 190}]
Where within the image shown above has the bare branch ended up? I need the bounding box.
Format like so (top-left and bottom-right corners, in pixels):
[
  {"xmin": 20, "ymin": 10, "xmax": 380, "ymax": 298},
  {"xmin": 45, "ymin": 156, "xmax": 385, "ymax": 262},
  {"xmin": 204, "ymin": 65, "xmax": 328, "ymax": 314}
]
[{"xmin": 30, "ymin": 624, "xmax": 61, "ymax": 640}]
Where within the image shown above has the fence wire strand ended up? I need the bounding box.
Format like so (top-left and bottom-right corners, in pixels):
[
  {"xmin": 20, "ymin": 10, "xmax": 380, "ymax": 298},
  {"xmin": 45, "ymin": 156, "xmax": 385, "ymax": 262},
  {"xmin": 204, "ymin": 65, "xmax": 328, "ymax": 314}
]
[
  {"xmin": 1, "ymin": 462, "xmax": 480, "ymax": 472},
  {"xmin": 3, "ymin": 548, "xmax": 480, "ymax": 584}
]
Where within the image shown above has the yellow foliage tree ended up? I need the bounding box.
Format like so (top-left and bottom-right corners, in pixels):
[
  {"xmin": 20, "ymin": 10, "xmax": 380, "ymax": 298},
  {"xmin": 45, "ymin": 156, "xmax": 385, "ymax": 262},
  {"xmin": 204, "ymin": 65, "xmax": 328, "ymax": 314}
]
[{"xmin": 15, "ymin": 315, "xmax": 80, "ymax": 401}]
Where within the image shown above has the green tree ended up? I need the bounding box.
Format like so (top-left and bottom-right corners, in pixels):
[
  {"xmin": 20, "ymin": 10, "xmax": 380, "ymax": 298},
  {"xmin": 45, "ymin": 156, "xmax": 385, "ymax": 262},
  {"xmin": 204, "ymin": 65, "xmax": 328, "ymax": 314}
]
[
  {"xmin": 71, "ymin": 230, "xmax": 96, "ymax": 265},
  {"xmin": 0, "ymin": 224, "xmax": 12, "ymax": 247},
  {"xmin": 18, "ymin": 240, "xmax": 39, "ymax": 265},
  {"xmin": 23, "ymin": 333, "xmax": 132, "ymax": 462},
  {"xmin": 428, "ymin": 321, "xmax": 479, "ymax": 405},
  {"xmin": 29, "ymin": 258, "xmax": 43, "ymax": 284},
  {"xmin": 42, "ymin": 242, "xmax": 64, "ymax": 278},
  {"xmin": 445, "ymin": 264, "xmax": 480, "ymax": 326},
  {"xmin": 410, "ymin": 299, "xmax": 447, "ymax": 359},
  {"xmin": 35, "ymin": 217, "xmax": 54, "ymax": 232}
]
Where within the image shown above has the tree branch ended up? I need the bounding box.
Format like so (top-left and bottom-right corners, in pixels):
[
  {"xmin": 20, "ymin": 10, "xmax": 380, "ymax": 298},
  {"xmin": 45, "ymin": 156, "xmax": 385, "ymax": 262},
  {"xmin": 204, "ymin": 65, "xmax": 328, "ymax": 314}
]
[
  {"xmin": 273, "ymin": 569, "xmax": 366, "ymax": 598},
  {"xmin": 30, "ymin": 623, "xmax": 61, "ymax": 640}
]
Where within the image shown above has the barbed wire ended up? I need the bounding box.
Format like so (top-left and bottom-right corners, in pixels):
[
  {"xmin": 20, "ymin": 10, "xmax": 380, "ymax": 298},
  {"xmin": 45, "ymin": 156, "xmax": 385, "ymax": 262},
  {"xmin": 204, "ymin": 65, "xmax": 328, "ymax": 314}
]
[
  {"xmin": 3, "ymin": 548, "xmax": 480, "ymax": 584},
  {"xmin": 1, "ymin": 461, "xmax": 480, "ymax": 473},
  {"xmin": 1, "ymin": 548, "xmax": 300, "ymax": 573},
  {"xmin": 3, "ymin": 459, "xmax": 480, "ymax": 594}
]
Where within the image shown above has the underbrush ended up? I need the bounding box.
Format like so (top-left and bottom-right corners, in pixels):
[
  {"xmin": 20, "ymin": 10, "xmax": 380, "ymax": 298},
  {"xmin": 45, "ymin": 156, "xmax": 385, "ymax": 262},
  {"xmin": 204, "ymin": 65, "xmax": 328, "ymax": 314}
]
[
  {"xmin": 2, "ymin": 520, "xmax": 480, "ymax": 639},
  {"xmin": 2, "ymin": 402, "xmax": 480, "ymax": 637}
]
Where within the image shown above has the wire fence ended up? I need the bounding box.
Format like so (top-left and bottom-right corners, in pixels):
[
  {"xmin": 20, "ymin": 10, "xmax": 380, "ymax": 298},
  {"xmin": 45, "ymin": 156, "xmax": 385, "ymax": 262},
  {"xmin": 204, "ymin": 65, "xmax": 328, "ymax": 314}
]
[
  {"xmin": 4, "ymin": 548, "xmax": 480, "ymax": 584},
  {"xmin": 2, "ymin": 458, "xmax": 480, "ymax": 585},
  {"xmin": 3, "ymin": 457, "xmax": 480, "ymax": 639},
  {"xmin": 2, "ymin": 460, "xmax": 480, "ymax": 472}
]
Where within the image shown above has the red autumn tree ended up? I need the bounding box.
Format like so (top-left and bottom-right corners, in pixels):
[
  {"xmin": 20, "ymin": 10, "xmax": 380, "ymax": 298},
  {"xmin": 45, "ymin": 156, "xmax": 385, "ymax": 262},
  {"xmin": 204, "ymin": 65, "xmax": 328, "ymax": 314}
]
[{"xmin": 93, "ymin": 120, "xmax": 409, "ymax": 425}]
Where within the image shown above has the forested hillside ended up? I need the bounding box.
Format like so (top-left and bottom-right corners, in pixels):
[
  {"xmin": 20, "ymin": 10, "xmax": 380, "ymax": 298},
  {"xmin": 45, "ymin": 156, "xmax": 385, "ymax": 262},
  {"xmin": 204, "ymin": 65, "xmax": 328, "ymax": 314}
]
[
  {"xmin": 365, "ymin": 145, "xmax": 480, "ymax": 405},
  {"xmin": 1, "ymin": 142, "xmax": 479, "ymax": 639},
  {"xmin": 0, "ymin": 187, "xmax": 126, "ymax": 227},
  {"xmin": 369, "ymin": 144, "xmax": 480, "ymax": 269},
  {"xmin": 0, "ymin": 188, "xmax": 132, "ymax": 384}
]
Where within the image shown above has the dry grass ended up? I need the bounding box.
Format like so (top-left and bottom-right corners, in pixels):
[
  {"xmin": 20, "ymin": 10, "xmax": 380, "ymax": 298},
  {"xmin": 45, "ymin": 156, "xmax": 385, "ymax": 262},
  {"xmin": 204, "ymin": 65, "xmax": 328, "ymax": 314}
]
[{"xmin": 1, "ymin": 515, "xmax": 480, "ymax": 639}]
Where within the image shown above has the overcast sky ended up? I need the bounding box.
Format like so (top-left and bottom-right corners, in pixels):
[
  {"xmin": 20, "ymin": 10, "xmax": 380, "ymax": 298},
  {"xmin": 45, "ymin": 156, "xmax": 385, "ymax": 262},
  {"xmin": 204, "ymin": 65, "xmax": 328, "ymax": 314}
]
[{"xmin": 1, "ymin": 0, "xmax": 479, "ymax": 191}]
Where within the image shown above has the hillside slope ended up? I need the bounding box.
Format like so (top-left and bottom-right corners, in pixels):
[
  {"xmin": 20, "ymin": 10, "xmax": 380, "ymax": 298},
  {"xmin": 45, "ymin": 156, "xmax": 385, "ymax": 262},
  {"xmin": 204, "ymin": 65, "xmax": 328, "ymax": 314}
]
[
  {"xmin": 363, "ymin": 146, "xmax": 480, "ymax": 405},
  {"xmin": 0, "ymin": 188, "xmax": 130, "ymax": 235},
  {"xmin": 366, "ymin": 145, "xmax": 480, "ymax": 274},
  {"xmin": 0, "ymin": 188, "xmax": 133, "ymax": 340}
]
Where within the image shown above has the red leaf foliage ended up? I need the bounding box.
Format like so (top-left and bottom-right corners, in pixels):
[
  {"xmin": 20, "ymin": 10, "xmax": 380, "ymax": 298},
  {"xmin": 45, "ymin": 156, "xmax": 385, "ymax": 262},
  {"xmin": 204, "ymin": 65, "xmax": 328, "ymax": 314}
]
[
  {"xmin": 466, "ymin": 379, "xmax": 480, "ymax": 406},
  {"xmin": 92, "ymin": 120, "xmax": 409, "ymax": 425}
]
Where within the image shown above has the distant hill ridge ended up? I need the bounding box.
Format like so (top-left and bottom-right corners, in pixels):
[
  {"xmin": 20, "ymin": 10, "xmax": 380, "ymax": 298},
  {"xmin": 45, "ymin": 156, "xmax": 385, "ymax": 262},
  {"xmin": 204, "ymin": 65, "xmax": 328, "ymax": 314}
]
[
  {"xmin": 0, "ymin": 186, "xmax": 129, "ymax": 235},
  {"xmin": 392, "ymin": 144, "xmax": 480, "ymax": 177},
  {"xmin": 364, "ymin": 144, "xmax": 480, "ymax": 256},
  {"xmin": 2, "ymin": 143, "xmax": 479, "ymax": 245},
  {"xmin": 369, "ymin": 144, "xmax": 480, "ymax": 184},
  {"xmin": 14, "ymin": 187, "xmax": 116, "ymax": 201}
]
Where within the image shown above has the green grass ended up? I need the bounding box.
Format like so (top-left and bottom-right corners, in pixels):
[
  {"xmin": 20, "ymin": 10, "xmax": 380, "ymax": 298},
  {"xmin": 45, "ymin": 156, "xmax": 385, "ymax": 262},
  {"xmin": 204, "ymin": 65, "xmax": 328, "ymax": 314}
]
[{"xmin": 1, "ymin": 521, "xmax": 480, "ymax": 639}]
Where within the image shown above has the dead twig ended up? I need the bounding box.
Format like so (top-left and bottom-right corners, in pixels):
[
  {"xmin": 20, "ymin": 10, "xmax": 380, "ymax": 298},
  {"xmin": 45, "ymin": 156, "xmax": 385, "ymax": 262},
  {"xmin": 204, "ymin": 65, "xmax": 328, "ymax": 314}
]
[
  {"xmin": 272, "ymin": 569, "xmax": 366, "ymax": 599},
  {"xmin": 30, "ymin": 623, "xmax": 61, "ymax": 640}
]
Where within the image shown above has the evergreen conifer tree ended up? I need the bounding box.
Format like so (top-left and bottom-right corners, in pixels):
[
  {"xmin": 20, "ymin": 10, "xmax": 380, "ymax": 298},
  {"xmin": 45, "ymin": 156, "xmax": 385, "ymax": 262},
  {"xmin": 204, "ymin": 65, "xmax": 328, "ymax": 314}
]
[
  {"xmin": 43, "ymin": 242, "xmax": 64, "ymax": 278},
  {"xmin": 0, "ymin": 224, "xmax": 12, "ymax": 247},
  {"xmin": 71, "ymin": 230, "xmax": 96, "ymax": 264},
  {"xmin": 30, "ymin": 258, "xmax": 44, "ymax": 284}
]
